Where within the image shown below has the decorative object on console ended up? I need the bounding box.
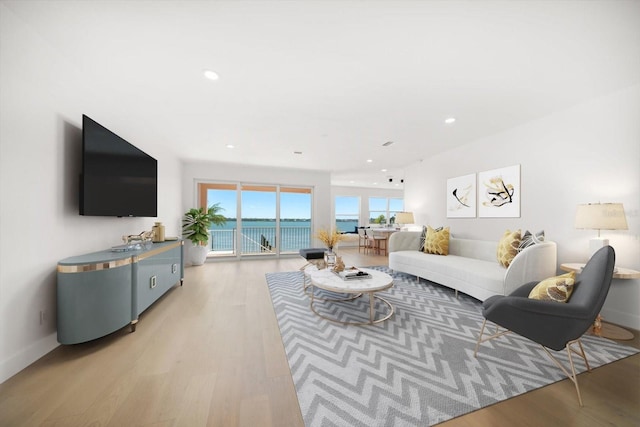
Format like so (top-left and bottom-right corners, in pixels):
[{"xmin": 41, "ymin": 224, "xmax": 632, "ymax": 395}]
[
  {"xmin": 152, "ymin": 221, "xmax": 165, "ymax": 242},
  {"xmin": 478, "ymin": 164, "xmax": 520, "ymax": 218},
  {"xmin": 182, "ymin": 203, "xmax": 226, "ymax": 266},
  {"xmin": 447, "ymin": 173, "xmax": 476, "ymax": 218},
  {"xmin": 119, "ymin": 230, "xmax": 154, "ymax": 250},
  {"xmin": 574, "ymin": 202, "xmax": 628, "ymax": 256}
]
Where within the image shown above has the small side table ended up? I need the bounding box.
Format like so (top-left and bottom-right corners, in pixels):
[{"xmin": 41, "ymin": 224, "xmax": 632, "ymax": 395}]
[{"xmin": 560, "ymin": 263, "xmax": 640, "ymax": 340}]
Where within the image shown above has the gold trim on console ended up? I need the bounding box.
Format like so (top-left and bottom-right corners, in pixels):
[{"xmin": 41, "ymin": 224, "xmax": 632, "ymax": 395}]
[
  {"xmin": 57, "ymin": 258, "xmax": 132, "ymax": 273},
  {"xmin": 134, "ymin": 240, "xmax": 182, "ymax": 262},
  {"xmin": 58, "ymin": 241, "xmax": 182, "ymax": 273}
]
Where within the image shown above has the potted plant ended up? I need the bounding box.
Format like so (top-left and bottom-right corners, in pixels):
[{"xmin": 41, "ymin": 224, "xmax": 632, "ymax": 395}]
[{"xmin": 182, "ymin": 203, "xmax": 226, "ymax": 266}]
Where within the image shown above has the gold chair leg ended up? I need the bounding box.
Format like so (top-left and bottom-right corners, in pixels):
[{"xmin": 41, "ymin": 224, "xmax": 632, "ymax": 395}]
[
  {"xmin": 474, "ymin": 319, "xmax": 512, "ymax": 358},
  {"xmin": 541, "ymin": 339, "xmax": 589, "ymax": 407},
  {"xmin": 474, "ymin": 319, "xmax": 488, "ymax": 357},
  {"xmin": 476, "ymin": 319, "xmax": 589, "ymax": 406}
]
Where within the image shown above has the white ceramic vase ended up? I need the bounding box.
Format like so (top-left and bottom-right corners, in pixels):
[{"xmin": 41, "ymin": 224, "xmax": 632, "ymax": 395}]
[{"xmin": 190, "ymin": 244, "xmax": 209, "ymax": 266}]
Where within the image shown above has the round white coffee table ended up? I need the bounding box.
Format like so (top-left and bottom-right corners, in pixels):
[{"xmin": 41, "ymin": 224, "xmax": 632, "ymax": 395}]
[{"xmin": 307, "ymin": 268, "xmax": 394, "ymax": 325}]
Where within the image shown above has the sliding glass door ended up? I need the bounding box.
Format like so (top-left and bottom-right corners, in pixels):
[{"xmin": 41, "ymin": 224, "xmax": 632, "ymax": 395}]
[
  {"xmin": 198, "ymin": 182, "xmax": 312, "ymax": 258},
  {"xmin": 200, "ymin": 183, "xmax": 238, "ymax": 255},
  {"xmin": 279, "ymin": 187, "xmax": 312, "ymax": 254},
  {"xmin": 240, "ymin": 185, "xmax": 277, "ymax": 255}
]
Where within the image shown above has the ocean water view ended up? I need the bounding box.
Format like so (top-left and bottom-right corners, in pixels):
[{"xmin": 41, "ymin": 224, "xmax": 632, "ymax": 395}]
[{"xmin": 208, "ymin": 219, "xmax": 358, "ymax": 254}]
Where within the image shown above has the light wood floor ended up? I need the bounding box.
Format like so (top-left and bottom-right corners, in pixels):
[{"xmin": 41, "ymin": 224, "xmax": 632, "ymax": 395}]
[{"xmin": 1, "ymin": 248, "xmax": 638, "ymax": 426}]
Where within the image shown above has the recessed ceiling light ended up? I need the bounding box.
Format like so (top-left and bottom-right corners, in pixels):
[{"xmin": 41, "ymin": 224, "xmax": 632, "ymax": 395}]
[
  {"xmin": 366, "ymin": 159, "xmax": 373, "ymax": 163},
  {"xmin": 444, "ymin": 117, "xmax": 456, "ymax": 124},
  {"xmin": 203, "ymin": 69, "xmax": 219, "ymax": 80},
  {"xmin": 381, "ymin": 169, "xmax": 387, "ymax": 172},
  {"xmin": 226, "ymin": 144, "xmax": 234, "ymax": 149}
]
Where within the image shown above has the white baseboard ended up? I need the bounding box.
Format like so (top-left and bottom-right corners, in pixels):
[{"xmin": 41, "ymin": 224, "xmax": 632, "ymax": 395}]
[{"xmin": 0, "ymin": 333, "xmax": 59, "ymax": 384}]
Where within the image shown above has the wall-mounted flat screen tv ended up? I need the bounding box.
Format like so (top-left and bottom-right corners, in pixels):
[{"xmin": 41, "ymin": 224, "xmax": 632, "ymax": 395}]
[{"xmin": 80, "ymin": 115, "xmax": 157, "ymax": 217}]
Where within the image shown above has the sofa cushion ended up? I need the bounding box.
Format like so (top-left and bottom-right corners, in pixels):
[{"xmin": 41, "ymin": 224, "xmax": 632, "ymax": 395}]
[
  {"xmin": 528, "ymin": 271, "xmax": 575, "ymax": 302},
  {"xmin": 391, "ymin": 251, "xmax": 506, "ymax": 293},
  {"xmin": 497, "ymin": 229, "xmax": 521, "ymax": 267},
  {"xmin": 424, "ymin": 226, "xmax": 450, "ymax": 255}
]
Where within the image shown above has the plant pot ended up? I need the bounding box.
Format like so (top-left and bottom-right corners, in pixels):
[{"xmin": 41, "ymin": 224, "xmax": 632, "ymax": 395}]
[{"xmin": 190, "ymin": 244, "xmax": 209, "ymax": 266}]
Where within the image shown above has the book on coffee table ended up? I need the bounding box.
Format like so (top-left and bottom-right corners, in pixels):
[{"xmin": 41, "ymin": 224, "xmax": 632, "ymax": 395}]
[{"xmin": 335, "ymin": 267, "xmax": 372, "ymax": 280}]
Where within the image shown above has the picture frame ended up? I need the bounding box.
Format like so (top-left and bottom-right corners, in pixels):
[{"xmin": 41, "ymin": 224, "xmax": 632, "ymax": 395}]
[
  {"xmin": 478, "ymin": 164, "xmax": 521, "ymax": 218},
  {"xmin": 446, "ymin": 173, "xmax": 476, "ymax": 218}
]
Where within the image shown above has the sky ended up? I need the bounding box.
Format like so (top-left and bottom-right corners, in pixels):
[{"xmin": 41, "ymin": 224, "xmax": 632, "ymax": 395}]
[
  {"xmin": 208, "ymin": 189, "xmax": 311, "ymax": 219},
  {"xmin": 208, "ymin": 189, "xmax": 403, "ymax": 220}
]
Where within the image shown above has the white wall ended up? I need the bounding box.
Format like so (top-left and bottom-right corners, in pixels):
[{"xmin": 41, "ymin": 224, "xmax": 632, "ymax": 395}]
[
  {"xmin": 181, "ymin": 160, "xmax": 332, "ymax": 253},
  {"xmin": 0, "ymin": 4, "xmax": 183, "ymax": 383},
  {"xmin": 404, "ymin": 85, "xmax": 640, "ymax": 329}
]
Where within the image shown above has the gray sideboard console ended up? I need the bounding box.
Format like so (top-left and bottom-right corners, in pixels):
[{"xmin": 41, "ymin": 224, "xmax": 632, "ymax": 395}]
[{"xmin": 57, "ymin": 240, "xmax": 184, "ymax": 344}]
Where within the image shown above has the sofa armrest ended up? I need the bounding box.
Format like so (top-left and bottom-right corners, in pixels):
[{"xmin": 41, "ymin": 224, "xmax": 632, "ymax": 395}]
[
  {"xmin": 503, "ymin": 241, "xmax": 557, "ymax": 295},
  {"xmin": 388, "ymin": 231, "xmax": 421, "ymax": 253}
]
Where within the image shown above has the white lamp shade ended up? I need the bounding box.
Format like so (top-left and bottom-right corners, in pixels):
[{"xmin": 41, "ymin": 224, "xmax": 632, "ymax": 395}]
[
  {"xmin": 574, "ymin": 203, "xmax": 628, "ymax": 231},
  {"xmin": 396, "ymin": 212, "xmax": 415, "ymax": 225},
  {"xmin": 575, "ymin": 203, "xmax": 627, "ymax": 258}
]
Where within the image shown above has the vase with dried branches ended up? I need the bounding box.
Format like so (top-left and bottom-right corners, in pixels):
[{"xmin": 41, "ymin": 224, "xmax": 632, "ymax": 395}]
[{"xmin": 315, "ymin": 227, "xmax": 345, "ymax": 253}]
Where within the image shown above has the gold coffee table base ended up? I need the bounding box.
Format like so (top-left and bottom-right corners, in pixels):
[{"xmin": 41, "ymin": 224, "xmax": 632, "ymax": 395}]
[
  {"xmin": 309, "ymin": 290, "xmax": 394, "ymax": 325},
  {"xmin": 303, "ymin": 280, "xmax": 362, "ymax": 303}
]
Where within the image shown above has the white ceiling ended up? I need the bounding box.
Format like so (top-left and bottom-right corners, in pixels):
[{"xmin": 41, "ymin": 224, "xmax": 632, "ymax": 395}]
[{"xmin": 6, "ymin": 0, "xmax": 640, "ymax": 189}]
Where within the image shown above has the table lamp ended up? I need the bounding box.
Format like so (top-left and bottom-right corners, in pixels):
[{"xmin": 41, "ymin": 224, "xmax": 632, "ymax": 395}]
[
  {"xmin": 574, "ymin": 203, "xmax": 628, "ymax": 256},
  {"xmin": 395, "ymin": 212, "xmax": 415, "ymax": 228}
]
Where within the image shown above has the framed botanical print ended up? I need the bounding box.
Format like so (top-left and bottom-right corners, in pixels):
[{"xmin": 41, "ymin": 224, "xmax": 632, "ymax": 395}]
[
  {"xmin": 478, "ymin": 164, "xmax": 520, "ymax": 218},
  {"xmin": 446, "ymin": 173, "xmax": 476, "ymax": 218}
]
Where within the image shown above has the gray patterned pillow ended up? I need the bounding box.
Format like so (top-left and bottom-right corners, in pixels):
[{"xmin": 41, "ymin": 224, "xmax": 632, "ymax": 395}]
[
  {"xmin": 419, "ymin": 226, "xmax": 427, "ymax": 251},
  {"xmin": 519, "ymin": 229, "xmax": 545, "ymax": 251}
]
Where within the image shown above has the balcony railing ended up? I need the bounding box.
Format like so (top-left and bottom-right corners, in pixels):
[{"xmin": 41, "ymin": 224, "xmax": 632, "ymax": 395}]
[{"xmin": 209, "ymin": 226, "xmax": 311, "ymax": 255}]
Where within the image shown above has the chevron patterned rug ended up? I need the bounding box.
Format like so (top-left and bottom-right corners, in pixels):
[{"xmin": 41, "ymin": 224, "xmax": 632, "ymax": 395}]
[{"xmin": 265, "ymin": 267, "xmax": 639, "ymax": 426}]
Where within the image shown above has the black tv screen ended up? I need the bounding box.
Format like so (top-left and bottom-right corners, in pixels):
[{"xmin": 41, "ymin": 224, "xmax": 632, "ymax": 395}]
[{"xmin": 80, "ymin": 115, "xmax": 157, "ymax": 217}]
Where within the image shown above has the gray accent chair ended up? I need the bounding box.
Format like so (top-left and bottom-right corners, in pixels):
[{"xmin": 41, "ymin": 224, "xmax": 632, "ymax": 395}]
[{"xmin": 474, "ymin": 246, "xmax": 615, "ymax": 406}]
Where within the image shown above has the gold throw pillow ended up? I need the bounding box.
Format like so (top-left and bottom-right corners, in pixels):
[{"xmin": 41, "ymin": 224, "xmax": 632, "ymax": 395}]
[
  {"xmin": 497, "ymin": 229, "xmax": 521, "ymax": 267},
  {"xmin": 528, "ymin": 272, "xmax": 576, "ymax": 303},
  {"xmin": 424, "ymin": 226, "xmax": 450, "ymax": 255}
]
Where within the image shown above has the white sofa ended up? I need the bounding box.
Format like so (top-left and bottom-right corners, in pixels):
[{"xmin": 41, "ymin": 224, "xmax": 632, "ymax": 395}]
[{"xmin": 388, "ymin": 231, "xmax": 557, "ymax": 301}]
